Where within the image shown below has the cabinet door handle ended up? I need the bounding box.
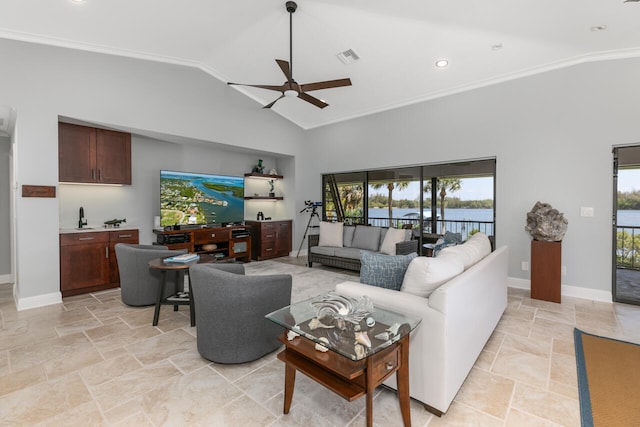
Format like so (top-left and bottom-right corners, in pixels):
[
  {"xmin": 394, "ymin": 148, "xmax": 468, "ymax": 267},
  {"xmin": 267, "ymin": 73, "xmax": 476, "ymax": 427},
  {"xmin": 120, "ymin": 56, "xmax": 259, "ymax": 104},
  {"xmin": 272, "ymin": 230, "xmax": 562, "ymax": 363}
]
[
  {"xmin": 211, "ymin": 233, "xmax": 216, "ymax": 238},
  {"xmin": 91, "ymin": 169, "xmax": 95, "ymax": 180},
  {"xmin": 266, "ymin": 248, "xmax": 273, "ymax": 252},
  {"xmin": 78, "ymin": 237, "xmax": 95, "ymax": 241},
  {"xmin": 266, "ymin": 234, "xmax": 274, "ymax": 238},
  {"xmin": 98, "ymin": 169, "xmax": 102, "ymax": 181},
  {"xmin": 118, "ymin": 234, "xmax": 133, "ymax": 238},
  {"xmin": 385, "ymin": 362, "xmax": 394, "ymax": 371},
  {"xmin": 105, "ymin": 247, "xmax": 109, "ymax": 258}
]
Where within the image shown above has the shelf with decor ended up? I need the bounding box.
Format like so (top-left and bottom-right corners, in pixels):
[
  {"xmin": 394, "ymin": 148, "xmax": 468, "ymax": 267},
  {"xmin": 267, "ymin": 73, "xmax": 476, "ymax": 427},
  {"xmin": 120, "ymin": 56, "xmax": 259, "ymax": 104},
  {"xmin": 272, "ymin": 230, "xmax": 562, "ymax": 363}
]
[{"xmin": 244, "ymin": 172, "xmax": 284, "ymax": 200}]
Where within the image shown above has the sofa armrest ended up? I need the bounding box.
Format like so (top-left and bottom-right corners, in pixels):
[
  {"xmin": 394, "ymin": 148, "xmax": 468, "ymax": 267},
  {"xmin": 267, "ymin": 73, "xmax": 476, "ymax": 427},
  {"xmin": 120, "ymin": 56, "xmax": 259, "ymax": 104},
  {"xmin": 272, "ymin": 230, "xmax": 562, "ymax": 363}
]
[
  {"xmin": 396, "ymin": 239, "xmax": 418, "ymax": 255},
  {"xmin": 308, "ymin": 233, "xmax": 320, "ymax": 249}
]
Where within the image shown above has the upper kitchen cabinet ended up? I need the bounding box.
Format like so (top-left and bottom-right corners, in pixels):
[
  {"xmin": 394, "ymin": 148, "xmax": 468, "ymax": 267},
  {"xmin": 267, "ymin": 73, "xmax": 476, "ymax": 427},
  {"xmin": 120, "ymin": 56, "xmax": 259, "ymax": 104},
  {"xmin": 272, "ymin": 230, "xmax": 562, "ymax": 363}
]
[{"xmin": 59, "ymin": 123, "xmax": 132, "ymax": 185}]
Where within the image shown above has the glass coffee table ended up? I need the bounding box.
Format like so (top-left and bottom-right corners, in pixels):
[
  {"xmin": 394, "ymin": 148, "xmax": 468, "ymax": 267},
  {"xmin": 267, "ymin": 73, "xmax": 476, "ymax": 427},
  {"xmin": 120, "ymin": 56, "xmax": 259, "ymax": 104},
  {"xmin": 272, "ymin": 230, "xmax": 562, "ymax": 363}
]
[{"xmin": 266, "ymin": 293, "xmax": 421, "ymax": 427}]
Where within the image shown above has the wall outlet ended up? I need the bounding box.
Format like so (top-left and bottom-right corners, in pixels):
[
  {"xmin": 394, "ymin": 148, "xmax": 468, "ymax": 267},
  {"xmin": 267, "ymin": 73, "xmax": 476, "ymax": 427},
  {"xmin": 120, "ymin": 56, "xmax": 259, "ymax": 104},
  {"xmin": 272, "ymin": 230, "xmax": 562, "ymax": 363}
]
[
  {"xmin": 561, "ymin": 265, "xmax": 567, "ymax": 276},
  {"xmin": 521, "ymin": 261, "xmax": 529, "ymax": 271},
  {"xmin": 580, "ymin": 206, "xmax": 594, "ymax": 217}
]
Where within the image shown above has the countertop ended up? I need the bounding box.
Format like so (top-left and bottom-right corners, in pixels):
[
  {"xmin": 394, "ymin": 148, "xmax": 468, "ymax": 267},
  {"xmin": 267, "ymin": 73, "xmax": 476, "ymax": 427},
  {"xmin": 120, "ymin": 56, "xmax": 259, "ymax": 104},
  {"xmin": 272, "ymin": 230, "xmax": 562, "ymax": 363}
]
[{"xmin": 59, "ymin": 226, "xmax": 139, "ymax": 234}]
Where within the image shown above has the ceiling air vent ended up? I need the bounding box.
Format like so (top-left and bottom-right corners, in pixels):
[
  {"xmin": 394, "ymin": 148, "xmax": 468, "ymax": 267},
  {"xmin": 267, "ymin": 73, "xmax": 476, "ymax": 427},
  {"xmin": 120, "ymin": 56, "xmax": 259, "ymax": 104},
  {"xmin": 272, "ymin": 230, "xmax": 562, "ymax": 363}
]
[{"xmin": 337, "ymin": 49, "xmax": 360, "ymax": 65}]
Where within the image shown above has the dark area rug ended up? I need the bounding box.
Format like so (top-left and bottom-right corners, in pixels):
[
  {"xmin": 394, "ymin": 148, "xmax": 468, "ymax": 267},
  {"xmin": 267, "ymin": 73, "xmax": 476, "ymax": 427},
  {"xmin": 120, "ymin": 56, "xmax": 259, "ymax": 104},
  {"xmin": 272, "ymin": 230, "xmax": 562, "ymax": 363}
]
[{"xmin": 574, "ymin": 328, "xmax": 640, "ymax": 426}]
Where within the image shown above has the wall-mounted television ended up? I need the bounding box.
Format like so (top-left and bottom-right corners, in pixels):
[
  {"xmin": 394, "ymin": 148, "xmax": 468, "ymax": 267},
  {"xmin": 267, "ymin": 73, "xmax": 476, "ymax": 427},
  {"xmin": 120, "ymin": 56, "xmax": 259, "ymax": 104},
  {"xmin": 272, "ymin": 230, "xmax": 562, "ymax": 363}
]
[{"xmin": 160, "ymin": 170, "xmax": 244, "ymax": 227}]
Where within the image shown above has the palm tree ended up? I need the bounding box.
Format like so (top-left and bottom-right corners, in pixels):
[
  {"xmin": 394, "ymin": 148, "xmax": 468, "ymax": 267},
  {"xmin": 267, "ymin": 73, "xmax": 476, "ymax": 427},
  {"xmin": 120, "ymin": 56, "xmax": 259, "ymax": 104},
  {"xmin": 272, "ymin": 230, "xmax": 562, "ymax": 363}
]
[
  {"xmin": 424, "ymin": 178, "xmax": 461, "ymax": 232},
  {"xmin": 370, "ymin": 181, "xmax": 410, "ymax": 227}
]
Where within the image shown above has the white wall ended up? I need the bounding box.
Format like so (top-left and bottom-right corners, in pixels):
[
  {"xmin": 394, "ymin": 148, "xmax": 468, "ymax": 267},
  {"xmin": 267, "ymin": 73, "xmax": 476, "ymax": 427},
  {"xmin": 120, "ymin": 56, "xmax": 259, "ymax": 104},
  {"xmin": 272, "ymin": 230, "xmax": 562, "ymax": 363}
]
[
  {"xmin": 0, "ymin": 38, "xmax": 304, "ymax": 308},
  {"xmin": 301, "ymin": 58, "xmax": 640, "ymax": 300}
]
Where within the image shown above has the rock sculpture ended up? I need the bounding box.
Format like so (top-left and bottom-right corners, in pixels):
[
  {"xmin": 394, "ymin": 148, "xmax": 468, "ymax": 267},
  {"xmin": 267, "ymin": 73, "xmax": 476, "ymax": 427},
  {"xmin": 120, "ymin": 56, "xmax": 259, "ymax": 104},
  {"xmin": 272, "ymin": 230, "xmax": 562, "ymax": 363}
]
[{"xmin": 525, "ymin": 201, "xmax": 568, "ymax": 241}]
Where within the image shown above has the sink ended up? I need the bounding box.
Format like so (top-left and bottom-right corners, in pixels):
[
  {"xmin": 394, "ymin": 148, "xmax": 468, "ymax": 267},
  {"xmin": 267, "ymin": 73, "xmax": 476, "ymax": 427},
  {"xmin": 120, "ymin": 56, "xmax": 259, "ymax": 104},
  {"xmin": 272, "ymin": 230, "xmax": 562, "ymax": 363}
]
[{"xmin": 75, "ymin": 227, "xmax": 99, "ymax": 231}]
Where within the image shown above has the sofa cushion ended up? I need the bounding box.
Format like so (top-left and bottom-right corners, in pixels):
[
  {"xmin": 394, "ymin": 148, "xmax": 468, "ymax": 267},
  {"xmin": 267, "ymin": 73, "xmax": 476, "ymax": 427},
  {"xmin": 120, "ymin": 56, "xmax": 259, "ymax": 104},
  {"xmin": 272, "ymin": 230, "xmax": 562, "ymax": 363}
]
[
  {"xmin": 360, "ymin": 251, "xmax": 418, "ymax": 291},
  {"xmin": 333, "ymin": 247, "xmax": 365, "ymax": 260},
  {"xmin": 343, "ymin": 226, "xmax": 356, "ymax": 247},
  {"xmin": 400, "ymin": 254, "xmax": 465, "ymax": 298},
  {"xmin": 319, "ymin": 221, "xmax": 343, "ymax": 247},
  {"xmin": 380, "ymin": 227, "xmax": 408, "ymax": 255},
  {"xmin": 352, "ymin": 225, "xmax": 382, "ymax": 251},
  {"xmin": 438, "ymin": 232, "xmax": 491, "ymax": 269},
  {"xmin": 310, "ymin": 245, "xmax": 337, "ymax": 257}
]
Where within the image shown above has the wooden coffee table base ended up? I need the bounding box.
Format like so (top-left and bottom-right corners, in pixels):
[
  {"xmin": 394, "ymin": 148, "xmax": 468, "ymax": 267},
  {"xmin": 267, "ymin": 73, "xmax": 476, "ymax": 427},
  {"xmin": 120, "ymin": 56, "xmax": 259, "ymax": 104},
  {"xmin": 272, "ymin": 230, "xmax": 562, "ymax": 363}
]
[{"xmin": 277, "ymin": 333, "xmax": 411, "ymax": 427}]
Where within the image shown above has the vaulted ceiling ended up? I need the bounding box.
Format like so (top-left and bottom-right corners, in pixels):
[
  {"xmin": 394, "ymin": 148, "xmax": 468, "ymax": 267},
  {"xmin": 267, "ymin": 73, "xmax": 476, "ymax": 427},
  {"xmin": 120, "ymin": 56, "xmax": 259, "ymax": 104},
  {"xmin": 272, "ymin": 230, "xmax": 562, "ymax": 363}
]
[{"xmin": 2, "ymin": 0, "xmax": 640, "ymax": 129}]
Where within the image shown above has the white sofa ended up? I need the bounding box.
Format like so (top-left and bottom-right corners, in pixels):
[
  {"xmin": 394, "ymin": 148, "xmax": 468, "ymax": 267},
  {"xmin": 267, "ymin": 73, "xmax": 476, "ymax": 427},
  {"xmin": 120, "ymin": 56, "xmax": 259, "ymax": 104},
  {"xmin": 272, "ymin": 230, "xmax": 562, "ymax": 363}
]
[{"xmin": 334, "ymin": 237, "xmax": 508, "ymax": 415}]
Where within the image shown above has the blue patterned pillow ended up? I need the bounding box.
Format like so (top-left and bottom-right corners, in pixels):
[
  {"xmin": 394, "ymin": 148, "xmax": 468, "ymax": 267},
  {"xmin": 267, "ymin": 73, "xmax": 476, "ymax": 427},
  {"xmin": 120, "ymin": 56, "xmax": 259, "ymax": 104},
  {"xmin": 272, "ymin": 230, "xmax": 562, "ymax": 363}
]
[
  {"xmin": 360, "ymin": 252, "xmax": 418, "ymax": 290},
  {"xmin": 433, "ymin": 231, "xmax": 463, "ymax": 256}
]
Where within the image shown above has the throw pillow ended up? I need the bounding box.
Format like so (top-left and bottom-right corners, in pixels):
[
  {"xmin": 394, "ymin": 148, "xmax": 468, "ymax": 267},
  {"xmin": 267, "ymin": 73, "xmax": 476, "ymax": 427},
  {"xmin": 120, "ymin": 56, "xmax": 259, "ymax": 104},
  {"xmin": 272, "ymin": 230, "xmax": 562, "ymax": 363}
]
[
  {"xmin": 433, "ymin": 231, "xmax": 463, "ymax": 256},
  {"xmin": 352, "ymin": 225, "xmax": 382, "ymax": 251},
  {"xmin": 360, "ymin": 252, "xmax": 418, "ymax": 291},
  {"xmin": 400, "ymin": 255, "xmax": 464, "ymax": 298},
  {"xmin": 379, "ymin": 227, "xmax": 408, "ymax": 255},
  {"xmin": 439, "ymin": 232, "xmax": 491, "ymax": 269},
  {"xmin": 318, "ymin": 221, "xmax": 344, "ymax": 247}
]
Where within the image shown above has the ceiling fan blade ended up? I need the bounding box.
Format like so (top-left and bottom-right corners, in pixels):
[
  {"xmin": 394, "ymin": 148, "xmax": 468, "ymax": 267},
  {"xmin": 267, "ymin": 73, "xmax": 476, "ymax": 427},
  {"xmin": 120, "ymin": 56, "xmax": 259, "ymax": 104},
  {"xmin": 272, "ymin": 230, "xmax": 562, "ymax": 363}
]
[
  {"xmin": 300, "ymin": 78, "xmax": 352, "ymax": 93},
  {"xmin": 275, "ymin": 59, "xmax": 293, "ymax": 84},
  {"xmin": 263, "ymin": 94, "xmax": 286, "ymax": 109},
  {"xmin": 298, "ymin": 92, "xmax": 329, "ymax": 109},
  {"xmin": 227, "ymin": 82, "xmax": 285, "ymax": 92}
]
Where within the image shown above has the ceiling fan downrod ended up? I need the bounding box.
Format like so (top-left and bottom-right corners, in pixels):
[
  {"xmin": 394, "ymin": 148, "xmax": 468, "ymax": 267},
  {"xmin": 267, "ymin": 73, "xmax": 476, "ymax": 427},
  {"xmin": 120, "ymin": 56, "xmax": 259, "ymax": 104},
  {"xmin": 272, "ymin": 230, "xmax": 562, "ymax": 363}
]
[{"xmin": 286, "ymin": 1, "xmax": 297, "ymax": 82}]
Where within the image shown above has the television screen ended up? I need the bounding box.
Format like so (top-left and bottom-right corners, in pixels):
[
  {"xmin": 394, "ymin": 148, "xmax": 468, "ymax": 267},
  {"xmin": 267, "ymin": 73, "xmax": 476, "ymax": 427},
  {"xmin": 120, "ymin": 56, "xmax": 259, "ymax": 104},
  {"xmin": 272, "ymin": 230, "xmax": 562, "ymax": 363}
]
[{"xmin": 160, "ymin": 170, "xmax": 244, "ymax": 227}]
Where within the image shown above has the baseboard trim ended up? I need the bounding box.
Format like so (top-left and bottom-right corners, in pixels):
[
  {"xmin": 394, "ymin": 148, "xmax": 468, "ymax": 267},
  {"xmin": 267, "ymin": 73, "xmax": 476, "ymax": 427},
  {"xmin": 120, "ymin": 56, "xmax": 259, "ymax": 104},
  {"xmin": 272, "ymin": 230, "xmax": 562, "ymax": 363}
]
[
  {"xmin": 16, "ymin": 291, "xmax": 62, "ymax": 311},
  {"xmin": 0, "ymin": 274, "xmax": 11, "ymax": 284},
  {"xmin": 507, "ymin": 277, "xmax": 612, "ymax": 303}
]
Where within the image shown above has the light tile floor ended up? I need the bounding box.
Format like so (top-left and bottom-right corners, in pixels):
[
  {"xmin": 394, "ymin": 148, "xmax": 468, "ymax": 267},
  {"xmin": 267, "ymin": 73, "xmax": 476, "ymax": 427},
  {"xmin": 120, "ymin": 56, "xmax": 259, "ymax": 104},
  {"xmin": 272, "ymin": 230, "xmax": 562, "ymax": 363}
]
[{"xmin": 1, "ymin": 257, "xmax": 640, "ymax": 426}]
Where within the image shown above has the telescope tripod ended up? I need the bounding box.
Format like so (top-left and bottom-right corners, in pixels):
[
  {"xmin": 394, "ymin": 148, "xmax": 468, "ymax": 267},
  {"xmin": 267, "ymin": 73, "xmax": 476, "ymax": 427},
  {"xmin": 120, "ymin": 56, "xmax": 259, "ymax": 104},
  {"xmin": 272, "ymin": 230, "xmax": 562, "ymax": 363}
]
[{"xmin": 296, "ymin": 208, "xmax": 321, "ymax": 257}]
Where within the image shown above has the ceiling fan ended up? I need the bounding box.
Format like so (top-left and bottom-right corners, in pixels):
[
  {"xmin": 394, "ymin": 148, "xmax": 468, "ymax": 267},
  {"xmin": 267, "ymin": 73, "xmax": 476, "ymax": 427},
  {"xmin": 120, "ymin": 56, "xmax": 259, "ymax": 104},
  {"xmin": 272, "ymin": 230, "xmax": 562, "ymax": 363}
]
[{"xmin": 227, "ymin": 1, "xmax": 352, "ymax": 109}]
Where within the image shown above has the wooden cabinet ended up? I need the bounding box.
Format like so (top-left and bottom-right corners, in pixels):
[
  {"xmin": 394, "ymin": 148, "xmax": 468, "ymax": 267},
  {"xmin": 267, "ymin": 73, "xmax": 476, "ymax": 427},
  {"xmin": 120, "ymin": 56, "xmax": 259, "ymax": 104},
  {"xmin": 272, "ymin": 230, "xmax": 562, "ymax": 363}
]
[
  {"xmin": 153, "ymin": 226, "xmax": 251, "ymax": 262},
  {"xmin": 108, "ymin": 229, "xmax": 139, "ymax": 285},
  {"xmin": 246, "ymin": 220, "xmax": 292, "ymax": 260},
  {"xmin": 59, "ymin": 123, "xmax": 132, "ymax": 184},
  {"xmin": 60, "ymin": 229, "xmax": 139, "ymax": 297}
]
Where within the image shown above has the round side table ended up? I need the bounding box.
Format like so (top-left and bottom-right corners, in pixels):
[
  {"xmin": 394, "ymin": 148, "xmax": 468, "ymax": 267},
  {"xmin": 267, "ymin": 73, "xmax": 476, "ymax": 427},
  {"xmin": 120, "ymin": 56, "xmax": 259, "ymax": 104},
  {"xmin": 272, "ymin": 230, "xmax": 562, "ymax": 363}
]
[{"xmin": 148, "ymin": 257, "xmax": 198, "ymax": 327}]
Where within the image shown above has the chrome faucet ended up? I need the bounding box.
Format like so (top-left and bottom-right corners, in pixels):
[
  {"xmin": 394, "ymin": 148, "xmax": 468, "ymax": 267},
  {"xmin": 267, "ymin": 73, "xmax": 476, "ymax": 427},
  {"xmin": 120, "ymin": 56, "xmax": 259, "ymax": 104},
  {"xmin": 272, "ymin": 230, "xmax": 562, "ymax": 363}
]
[{"xmin": 78, "ymin": 207, "xmax": 87, "ymax": 229}]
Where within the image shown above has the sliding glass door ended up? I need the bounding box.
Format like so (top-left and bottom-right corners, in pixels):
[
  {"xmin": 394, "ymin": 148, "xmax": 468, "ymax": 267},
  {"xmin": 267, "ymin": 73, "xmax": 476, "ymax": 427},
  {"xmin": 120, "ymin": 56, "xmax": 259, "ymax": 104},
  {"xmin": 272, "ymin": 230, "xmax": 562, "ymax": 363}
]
[
  {"xmin": 613, "ymin": 146, "xmax": 640, "ymax": 305},
  {"xmin": 321, "ymin": 158, "xmax": 496, "ymax": 256}
]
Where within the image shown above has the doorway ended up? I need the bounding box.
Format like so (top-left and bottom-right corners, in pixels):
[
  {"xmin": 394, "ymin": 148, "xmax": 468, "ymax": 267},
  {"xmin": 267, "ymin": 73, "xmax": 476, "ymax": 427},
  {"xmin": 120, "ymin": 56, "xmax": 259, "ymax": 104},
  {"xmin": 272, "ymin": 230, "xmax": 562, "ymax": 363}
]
[{"xmin": 613, "ymin": 146, "xmax": 640, "ymax": 305}]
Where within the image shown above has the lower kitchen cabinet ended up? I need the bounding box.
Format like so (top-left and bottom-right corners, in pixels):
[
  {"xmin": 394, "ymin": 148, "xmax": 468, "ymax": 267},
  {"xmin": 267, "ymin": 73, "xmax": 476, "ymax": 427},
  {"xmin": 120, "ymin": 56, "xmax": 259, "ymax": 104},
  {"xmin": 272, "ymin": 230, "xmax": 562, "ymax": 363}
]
[{"xmin": 60, "ymin": 229, "xmax": 139, "ymax": 297}]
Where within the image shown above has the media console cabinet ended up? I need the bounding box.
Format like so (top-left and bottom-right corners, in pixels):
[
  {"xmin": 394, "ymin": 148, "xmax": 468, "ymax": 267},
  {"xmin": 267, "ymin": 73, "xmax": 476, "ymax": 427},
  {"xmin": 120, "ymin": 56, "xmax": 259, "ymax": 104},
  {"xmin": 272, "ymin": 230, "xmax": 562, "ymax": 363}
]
[{"xmin": 153, "ymin": 226, "xmax": 251, "ymax": 262}]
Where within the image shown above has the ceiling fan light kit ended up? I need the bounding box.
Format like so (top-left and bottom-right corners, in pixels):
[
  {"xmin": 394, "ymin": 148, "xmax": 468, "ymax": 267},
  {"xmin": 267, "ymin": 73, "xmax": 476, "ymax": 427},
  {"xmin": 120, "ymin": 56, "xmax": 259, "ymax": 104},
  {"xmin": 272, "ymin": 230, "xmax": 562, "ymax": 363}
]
[{"xmin": 227, "ymin": 1, "xmax": 352, "ymax": 109}]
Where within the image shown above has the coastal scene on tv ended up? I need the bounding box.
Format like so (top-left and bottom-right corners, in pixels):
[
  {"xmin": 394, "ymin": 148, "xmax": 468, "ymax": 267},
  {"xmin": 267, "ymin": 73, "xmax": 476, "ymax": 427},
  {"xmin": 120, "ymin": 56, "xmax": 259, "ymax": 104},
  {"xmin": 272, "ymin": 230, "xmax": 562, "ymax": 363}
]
[{"xmin": 160, "ymin": 171, "xmax": 244, "ymax": 226}]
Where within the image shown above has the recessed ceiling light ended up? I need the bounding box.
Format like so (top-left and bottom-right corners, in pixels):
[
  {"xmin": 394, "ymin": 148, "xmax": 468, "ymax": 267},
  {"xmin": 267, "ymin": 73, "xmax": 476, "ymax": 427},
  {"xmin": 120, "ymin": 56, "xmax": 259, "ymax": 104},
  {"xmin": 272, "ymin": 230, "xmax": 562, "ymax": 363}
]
[
  {"xmin": 491, "ymin": 43, "xmax": 503, "ymax": 51},
  {"xmin": 435, "ymin": 59, "xmax": 449, "ymax": 68},
  {"xmin": 591, "ymin": 25, "xmax": 607, "ymax": 32},
  {"xmin": 71, "ymin": 0, "xmax": 86, "ymax": 3}
]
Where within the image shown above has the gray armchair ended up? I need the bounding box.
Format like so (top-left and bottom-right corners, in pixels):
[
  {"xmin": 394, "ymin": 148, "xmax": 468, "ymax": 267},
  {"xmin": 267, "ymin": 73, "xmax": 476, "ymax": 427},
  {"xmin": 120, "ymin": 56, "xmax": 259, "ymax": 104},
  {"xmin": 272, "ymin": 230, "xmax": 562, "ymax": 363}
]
[
  {"xmin": 115, "ymin": 243, "xmax": 187, "ymax": 306},
  {"xmin": 189, "ymin": 263, "xmax": 292, "ymax": 364}
]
